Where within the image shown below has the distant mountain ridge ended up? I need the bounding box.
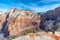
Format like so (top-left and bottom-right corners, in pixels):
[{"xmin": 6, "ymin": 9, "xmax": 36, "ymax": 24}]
[
  {"xmin": 39, "ymin": 7, "xmax": 60, "ymax": 34},
  {"xmin": 40, "ymin": 7, "xmax": 60, "ymax": 21}
]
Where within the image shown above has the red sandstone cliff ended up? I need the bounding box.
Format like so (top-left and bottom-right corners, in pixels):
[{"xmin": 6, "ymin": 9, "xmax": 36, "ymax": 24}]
[{"xmin": 0, "ymin": 8, "xmax": 41, "ymax": 36}]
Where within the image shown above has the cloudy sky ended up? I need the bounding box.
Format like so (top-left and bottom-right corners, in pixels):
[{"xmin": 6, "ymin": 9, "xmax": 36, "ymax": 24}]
[{"xmin": 0, "ymin": 0, "xmax": 60, "ymax": 12}]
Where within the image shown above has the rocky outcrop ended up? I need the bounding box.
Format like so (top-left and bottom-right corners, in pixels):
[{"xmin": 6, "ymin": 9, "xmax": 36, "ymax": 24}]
[
  {"xmin": 39, "ymin": 7, "xmax": 60, "ymax": 33},
  {"xmin": 0, "ymin": 8, "xmax": 41, "ymax": 36}
]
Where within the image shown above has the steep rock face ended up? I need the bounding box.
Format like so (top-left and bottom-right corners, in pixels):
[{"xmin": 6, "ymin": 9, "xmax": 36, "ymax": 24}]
[
  {"xmin": 2, "ymin": 8, "xmax": 41, "ymax": 36},
  {"xmin": 40, "ymin": 7, "xmax": 60, "ymax": 32}
]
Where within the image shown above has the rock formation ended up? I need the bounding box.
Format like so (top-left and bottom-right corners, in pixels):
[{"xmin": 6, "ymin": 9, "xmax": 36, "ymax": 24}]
[
  {"xmin": 39, "ymin": 7, "xmax": 60, "ymax": 33},
  {"xmin": 0, "ymin": 8, "xmax": 41, "ymax": 36},
  {"xmin": 40, "ymin": 7, "xmax": 60, "ymax": 21},
  {"xmin": 0, "ymin": 7, "xmax": 60, "ymax": 40}
]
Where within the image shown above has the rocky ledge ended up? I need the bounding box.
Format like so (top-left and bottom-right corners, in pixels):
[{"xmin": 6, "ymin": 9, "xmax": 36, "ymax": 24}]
[{"xmin": 12, "ymin": 32, "xmax": 60, "ymax": 40}]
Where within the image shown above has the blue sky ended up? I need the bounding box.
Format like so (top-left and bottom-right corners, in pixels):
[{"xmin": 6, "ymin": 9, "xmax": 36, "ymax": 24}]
[{"xmin": 0, "ymin": 0, "xmax": 60, "ymax": 12}]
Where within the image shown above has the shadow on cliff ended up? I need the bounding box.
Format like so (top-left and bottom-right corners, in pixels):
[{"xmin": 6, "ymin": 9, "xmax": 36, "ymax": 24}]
[{"xmin": 1, "ymin": 12, "xmax": 10, "ymax": 37}]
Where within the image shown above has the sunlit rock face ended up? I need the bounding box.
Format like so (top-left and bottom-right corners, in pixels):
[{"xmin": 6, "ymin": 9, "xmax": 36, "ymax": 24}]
[
  {"xmin": 12, "ymin": 32, "xmax": 60, "ymax": 40},
  {"xmin": 0, "ymin": 13, "xmax": 7, "ymax": 30},
  {"xmin": 4, "ymin": 8, "xmax": 41, "ymax": 36}
]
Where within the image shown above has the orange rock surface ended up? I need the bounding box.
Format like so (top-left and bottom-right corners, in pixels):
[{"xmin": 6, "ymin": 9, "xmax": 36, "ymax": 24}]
[{"xmin": 5, "ymin": 9, "xmax": 41, "ymax": 35}]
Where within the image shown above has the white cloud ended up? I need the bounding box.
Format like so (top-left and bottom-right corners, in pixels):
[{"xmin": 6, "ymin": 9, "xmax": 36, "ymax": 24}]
[
  {"xmin": 0, "ymin": 8, "xmax": 7, "ymax": 12},
  {"xmin": 19, "ymin": 3, "xmax": 60, "ymax": 12},
  {"xmin": 0, "ymin": 2, "xmax": 60, "ymax": 12},
  {"xmin": 37, "ymin": 0, "xmax": 60, "ymax": 4},
  {"xmin": 29, "ymin": 4, "xmax": 60, "ymax": 12}
]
